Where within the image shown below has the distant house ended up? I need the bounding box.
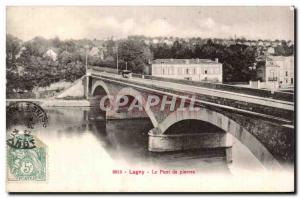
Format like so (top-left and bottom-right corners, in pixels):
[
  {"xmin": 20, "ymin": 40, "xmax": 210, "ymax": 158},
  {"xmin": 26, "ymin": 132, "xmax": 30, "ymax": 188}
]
[
  {"xmin": 263, "ymin": 41, "xmax": 271, "ymax": 46},
  {"xmin": 89, "ymin": 47, "xmax": 104, "ymax": 60},
  {"xmin": 258, "ymin": 41, "xmax": 264, "ymax": 46},
  {"xmin": 244, "ymin": 42, "xmax": 251, "ymax": 46},
  {"xmin": 144, "ymin": 40, "xmax": 151, "ymax": 45},
  {"xmin": 287, "ymin": 40, "xmax": 294, "ymax": 47},
  {"xmin": 152, "ymin": 58, "xmax": 222, "ymax": 83},
  {"xmin": 163, "ymin": 39, "xmax": 173, "ymax": 46},
  {"xmin": 266, "ymin": 47, "xmax": 275, "ymax": 55},
  {"xmin": 256, "ymin": 56, "xmax": 294, "ymax": 90},
  {"xmin": 250, "ymin": 41, "xmax": 257, "ymax": 46},
  {"xmin": 43, "ymin": 48, "xmax": 58, "ymax": 61},
  {"xmin": 224, "ymin": 40, "xmax": 236, "ymax": 46},
  {"xmin": 271, "ymin": 42, "xmax": 278, "ymax": 47},
  {"xmin": 152, "ymin": 39, "xmax": 159, "ymax": 44}
]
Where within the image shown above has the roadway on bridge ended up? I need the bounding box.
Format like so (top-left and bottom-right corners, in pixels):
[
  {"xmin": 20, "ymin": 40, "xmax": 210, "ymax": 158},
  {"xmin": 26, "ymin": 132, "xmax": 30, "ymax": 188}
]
[{"xmin": 93, "ymin": 71, "xmax": 294, "ymax": 111}]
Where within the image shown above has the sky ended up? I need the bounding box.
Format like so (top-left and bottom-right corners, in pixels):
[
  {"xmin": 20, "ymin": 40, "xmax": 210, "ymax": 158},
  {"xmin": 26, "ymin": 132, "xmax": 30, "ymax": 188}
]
[{"xmin": 6, "ymin": 6, "xmax": 294, "ymax": 41}]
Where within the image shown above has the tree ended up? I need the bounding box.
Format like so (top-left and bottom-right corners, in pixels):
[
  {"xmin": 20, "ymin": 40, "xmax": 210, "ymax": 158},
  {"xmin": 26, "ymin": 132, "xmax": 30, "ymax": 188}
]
[
  {"xmin": 6, "ymin": 34, "xmax": 22, "ymax": 69},
  {"xmin": 222, "ymin": 45, "xmax": 257, "ymax": 82},
  {"xmin": 51, "ymin": 36, "xmax": 61, "ymax": 48},
  {"xmin": 118, "ymin": 39, "xmax": 153, "ymax": 73},
  {"xmin": 58, "ymin": 50, "xmax": 73, "ymax": 64},
  {"xmin": 171, "ymin": 40, "xmax": 192, "ymax": 58},
  {"xmin": 23, "ymin": 36, "xmax": 49, "ymax": 57}
]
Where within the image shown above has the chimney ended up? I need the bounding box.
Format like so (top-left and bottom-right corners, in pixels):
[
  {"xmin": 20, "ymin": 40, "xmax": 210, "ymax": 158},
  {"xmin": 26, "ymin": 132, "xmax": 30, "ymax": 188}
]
[{"xmin": 215, "ymin": 58, "xmax": 219, "ymax": 63}]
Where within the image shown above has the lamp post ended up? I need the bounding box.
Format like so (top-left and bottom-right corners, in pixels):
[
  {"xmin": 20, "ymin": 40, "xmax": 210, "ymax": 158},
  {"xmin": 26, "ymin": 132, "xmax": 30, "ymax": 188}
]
[
  {"xmin": 114, "ymin": 44, "xmax": 119, "ymax": 74},
  {"xmin": 84, "ymin": 45, "xmax": 89, "ymax": 98},
  {"xmin": 248, "ymin": 63, "xmax": 257, "ymax": 88},
  {"xmin": 269, "ymin": 69, "xmax": 276, "ymax": 93},
  {"xmin": 272, "ymin": 70, "xmax": 276, "ymax": 93}
]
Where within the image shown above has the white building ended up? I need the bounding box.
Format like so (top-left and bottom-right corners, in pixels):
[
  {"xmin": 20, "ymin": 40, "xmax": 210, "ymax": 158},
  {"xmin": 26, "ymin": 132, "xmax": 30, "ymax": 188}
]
[
  {"xmin": 152, "ymin": 58, "xmax": 222, "ymax": 83},
  {"xmin": 257, "ymin": 56, "xmax": 294, "ymax": 90},
  {"xmin": 43, "ymin": 49, "xmax": 58, "ymax": 61},
  {"xmin": 89, "ymin": 47, "xmax": 104, "ymax": 60},
  {"xmin": 266, "ymin": 47, "xmax": 275, "ymax": 55}
]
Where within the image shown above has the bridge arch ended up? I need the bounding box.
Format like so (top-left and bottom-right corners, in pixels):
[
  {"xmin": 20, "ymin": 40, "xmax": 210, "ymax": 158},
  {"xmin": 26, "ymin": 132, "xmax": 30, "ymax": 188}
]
[
  {"xmin": 90, "ymin": 80, "xmax": 112, "ymax": 117},
  {"xmin": 91, "ymin": 80, "xmax": 111, "ymax": 98},
  {"xmin": 115, "ymin": 87, "xmax": 158, "ymax": 127},
  {"xmin": 157, "ymin": 107, "xmax": 281, "ymax": 170}
]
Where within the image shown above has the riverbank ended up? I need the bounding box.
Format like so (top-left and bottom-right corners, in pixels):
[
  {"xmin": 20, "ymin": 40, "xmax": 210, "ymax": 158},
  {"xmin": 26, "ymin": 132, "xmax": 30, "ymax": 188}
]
[{"xmin": 6, "ymin": 99, "xmax": 91, "ymax": 107}]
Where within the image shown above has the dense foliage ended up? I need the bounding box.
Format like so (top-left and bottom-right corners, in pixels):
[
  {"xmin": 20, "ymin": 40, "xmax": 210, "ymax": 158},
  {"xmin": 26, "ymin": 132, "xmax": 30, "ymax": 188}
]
[{"xmin": 6, "ymin": 34, "xmax": 294, "ymax": 94}]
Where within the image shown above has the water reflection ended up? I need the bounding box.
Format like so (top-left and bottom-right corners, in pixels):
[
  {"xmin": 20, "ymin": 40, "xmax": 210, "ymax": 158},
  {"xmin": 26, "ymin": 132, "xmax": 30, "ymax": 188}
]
[{"xmin": 8, "ymin": 106, "xmax": 268, "ymax": 175}]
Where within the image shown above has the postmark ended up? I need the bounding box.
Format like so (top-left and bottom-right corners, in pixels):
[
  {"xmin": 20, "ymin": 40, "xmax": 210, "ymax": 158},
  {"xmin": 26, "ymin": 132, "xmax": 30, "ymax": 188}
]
[
  {"xmin": 6, "ymin": 101, "xmax": 48, "ymax": 130},
  {"xmin": 6, "ymin": 102, "xmax": 48, "ymax": 181}
]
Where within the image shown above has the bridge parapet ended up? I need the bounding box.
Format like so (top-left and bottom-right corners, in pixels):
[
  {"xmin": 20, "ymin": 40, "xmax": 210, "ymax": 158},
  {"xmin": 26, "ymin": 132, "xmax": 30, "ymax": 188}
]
[
  {"xmin": 92, "ymin": 66, "xmax": 294, "ymax": 102},
  {"xmin": 92, "ymin": 73, "xmax": 294, "ymax": 124}
]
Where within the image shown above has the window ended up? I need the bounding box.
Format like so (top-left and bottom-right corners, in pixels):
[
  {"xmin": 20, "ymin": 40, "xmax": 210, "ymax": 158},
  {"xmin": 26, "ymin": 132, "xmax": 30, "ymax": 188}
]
[
  {"xmin": 286, "ymin": 71, "xmax": 288, "ymax": 76},
  {"xmin": 185, "ymin": 68, "xmax": 189, "ymax": 75},
  {"xmin": 193, "ymin": 68, "xmax": 196, "ymax": 75},
  {"xmin": 204, "ymin": 70, "xmax": 207, "ymax": 74},
  {"xmin": 268, "ymin": 70, "xmax": 277, "ymax": 81},
  {"xmin": 291, "ymin": 78, "xmax": 293, "ymax": 84},
  {"xmin": 178, "ymin": 68, "xmax": 182, "ymax": 75}
]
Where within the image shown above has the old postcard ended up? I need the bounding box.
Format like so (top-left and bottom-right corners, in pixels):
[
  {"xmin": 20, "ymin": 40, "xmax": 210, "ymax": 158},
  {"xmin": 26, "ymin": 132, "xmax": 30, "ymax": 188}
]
[{"xmin": 6, "ymin": 6, "xmax": 295, "ymax": 192}]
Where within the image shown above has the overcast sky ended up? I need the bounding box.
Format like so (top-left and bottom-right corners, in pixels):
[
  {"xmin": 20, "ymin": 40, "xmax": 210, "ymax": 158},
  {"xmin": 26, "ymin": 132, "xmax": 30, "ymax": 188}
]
[{"xmin": 7, "ymin": 6, "xmax": 294, "ymax": 41}]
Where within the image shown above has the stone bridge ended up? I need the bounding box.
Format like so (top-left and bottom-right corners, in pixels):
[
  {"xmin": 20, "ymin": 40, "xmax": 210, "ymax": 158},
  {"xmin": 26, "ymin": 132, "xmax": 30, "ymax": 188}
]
[{"xmin": 85, "ymin": 69, "xmax": 294, "ymax": 171}]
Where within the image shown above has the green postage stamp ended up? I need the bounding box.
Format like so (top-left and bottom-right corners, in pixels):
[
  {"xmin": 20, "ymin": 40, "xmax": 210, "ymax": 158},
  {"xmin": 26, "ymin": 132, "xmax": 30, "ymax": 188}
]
[
  {"xmin": 7, "ymin": 134, "xmax": 47, "ymax": 181},
  {"xmin": 6, "ymin": 101, "xmax": 48, "ymax": 182}
]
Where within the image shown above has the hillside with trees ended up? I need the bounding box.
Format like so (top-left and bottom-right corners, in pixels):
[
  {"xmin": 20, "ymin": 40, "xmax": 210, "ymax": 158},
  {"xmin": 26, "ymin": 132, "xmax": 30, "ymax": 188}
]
[{"xmin": 6, "ymin": 34, "xmax": 294, "ymax": 96}]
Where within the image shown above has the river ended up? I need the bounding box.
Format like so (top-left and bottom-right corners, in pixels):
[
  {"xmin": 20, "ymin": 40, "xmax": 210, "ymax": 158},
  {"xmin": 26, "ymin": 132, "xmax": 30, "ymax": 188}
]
[{"xmin": 6, "ymin": 106, "xmax": 293, "ymax": 192}]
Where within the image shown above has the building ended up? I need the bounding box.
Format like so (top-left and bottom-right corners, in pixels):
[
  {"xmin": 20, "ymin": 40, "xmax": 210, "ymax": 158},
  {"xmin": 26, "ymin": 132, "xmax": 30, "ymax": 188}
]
[
  {"xmin": 256, "ymin": 56, "xmax": 294, "ymax": 90},
  {"xmin": 151, "ymin": 58, "xmax": 222, "ymax": 83},
  {"xmin": 89, "ymin": 47, "xmax": 104, "ymax": 60},
  {"xmin": 43, "ymin": 48, "xmax": 58, "ymax": 61},
  {"xmin": 266, "ymin": 47, "xmax": 275, "ymax": 55}
]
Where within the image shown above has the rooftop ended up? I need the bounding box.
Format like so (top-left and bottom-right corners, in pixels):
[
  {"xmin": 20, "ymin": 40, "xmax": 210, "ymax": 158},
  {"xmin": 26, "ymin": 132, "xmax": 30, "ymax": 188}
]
[
  {"xmin": 152, "ymin": 58, "xmax": 219, "ymax": 65},
  {"xmin": 266, "ymin": 56, "xmax": 294, "ymax": 61}
]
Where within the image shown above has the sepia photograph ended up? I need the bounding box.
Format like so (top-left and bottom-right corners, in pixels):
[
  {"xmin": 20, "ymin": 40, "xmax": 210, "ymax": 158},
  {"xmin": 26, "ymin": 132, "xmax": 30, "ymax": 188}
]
[{"xmin": 5, "ymin": 5, "xmax": 295, "ymax": 192}]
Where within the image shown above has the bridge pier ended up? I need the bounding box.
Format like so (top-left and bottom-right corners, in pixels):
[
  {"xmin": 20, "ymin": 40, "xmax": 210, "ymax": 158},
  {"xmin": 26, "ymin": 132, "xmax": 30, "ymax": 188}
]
[{"xmin": 148, "ymin": 128, "xmax": 233, "ymax": 163}]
